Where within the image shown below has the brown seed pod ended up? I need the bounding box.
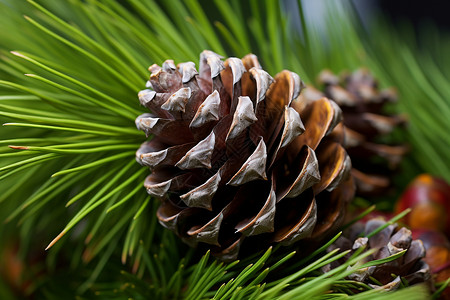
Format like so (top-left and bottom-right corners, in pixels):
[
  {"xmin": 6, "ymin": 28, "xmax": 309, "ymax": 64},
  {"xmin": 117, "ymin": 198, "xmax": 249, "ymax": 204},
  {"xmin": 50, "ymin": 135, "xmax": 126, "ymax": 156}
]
[{"xmin": 136, "ymin": 51, "xmax": 355, "ymax": 260}]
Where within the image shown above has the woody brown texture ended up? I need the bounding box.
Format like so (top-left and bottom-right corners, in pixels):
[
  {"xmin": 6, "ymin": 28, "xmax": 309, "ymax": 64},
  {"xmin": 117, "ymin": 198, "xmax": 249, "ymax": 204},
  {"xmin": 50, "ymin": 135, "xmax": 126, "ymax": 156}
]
[
  {"xmin": 325, "ymin": 218, "xmax": 432, "ymax": 290},
  {"xmin": 135, "ymin": 51, "xmax": 354, "ymax": 260},
  {"xmin": 301, "ymin": 69, "xmax": 408, "ymax": 197}
]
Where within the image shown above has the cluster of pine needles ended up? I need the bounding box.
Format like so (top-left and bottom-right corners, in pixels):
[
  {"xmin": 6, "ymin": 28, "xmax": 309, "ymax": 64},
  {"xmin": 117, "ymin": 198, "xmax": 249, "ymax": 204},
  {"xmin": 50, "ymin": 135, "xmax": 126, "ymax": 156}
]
[{"xmin": 0, "ymin": 0, "xmax": 448, "ymax": 299}]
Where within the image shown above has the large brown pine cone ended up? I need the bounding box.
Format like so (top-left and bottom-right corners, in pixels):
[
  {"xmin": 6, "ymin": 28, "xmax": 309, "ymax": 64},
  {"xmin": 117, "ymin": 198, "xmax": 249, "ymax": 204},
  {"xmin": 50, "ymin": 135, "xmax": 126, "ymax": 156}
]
[
  {"xmin": 300, "ymin": 69, "xmax": 408, "ymax": 197},
  {"xmin": 135, "ymin": 51, "xmax": 355, "ymax": 260},
  {"xmin": 324, "ymin": 218, "xmax": 433, "ymax": 291}
]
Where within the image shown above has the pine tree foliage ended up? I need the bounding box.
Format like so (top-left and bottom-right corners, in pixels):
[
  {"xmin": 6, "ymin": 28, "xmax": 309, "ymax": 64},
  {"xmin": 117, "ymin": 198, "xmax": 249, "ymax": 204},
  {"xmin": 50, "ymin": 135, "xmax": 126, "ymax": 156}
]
[{"xmin": 0, "ymin": 0, "xmax": 448, "ymax": 299}]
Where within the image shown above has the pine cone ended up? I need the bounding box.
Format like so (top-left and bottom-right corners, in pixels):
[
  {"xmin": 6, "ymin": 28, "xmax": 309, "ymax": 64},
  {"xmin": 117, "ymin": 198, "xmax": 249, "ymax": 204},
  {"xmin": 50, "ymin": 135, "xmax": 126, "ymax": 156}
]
[
  {"xmin": 300, "ymin": 69, "xmax": 408, "ymax": 197},
  {"xmin": 135, "ymin": 51, "xmax": 354, "ymax": 260},
  {"xmin": 324, "ymin": 218, "xmax": 433, "ymax": 291}
]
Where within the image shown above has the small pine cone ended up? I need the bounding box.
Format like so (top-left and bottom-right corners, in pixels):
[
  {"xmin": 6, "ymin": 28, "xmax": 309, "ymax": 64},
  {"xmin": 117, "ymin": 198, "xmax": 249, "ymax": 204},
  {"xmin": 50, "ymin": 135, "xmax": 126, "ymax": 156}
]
[
  {"xmin": 324, "ymin": 218, "xmax": 433, "ymax": 291},
  {"xmin": 135, "ymin": 51, "xmax": 354, "ymax": 260},
  {"xmin": 300, "ymin": 69, "xmax": 408, "ymax": 197}
]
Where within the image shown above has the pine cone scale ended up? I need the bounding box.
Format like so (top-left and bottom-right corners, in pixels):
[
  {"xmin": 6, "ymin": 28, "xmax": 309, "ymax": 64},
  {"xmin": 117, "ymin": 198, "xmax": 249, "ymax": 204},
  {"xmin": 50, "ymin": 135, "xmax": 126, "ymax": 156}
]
[
  {"xmin": 263, "ymin": 71, "xmax": 301, "ymax": 150},
  {"xmin": 140, "ymin": 142, "xmax": 195, "ymax": 169},
  {"xmin": 235, "ymin": 184, "xmax": 276, "ymax": 236},
  {"xmin": 272, "ymin": 189, "xmax": 317, "ymax": 244},
  {"xmin": 137, "ymin": 115, "xmax": 194, "ymax": 144},
  {"xmin": 179, "ymin": 170, "xmax": 221, "ymax": 210},
  {"xmin": 144, "ymin": 171, "xmax": 196, "ymax": 198},
  {"xmin": 227, "ymin": 137, "xmax": 268, "ymax": 185},
  {"xmin": 314, "ymin": 141, "xmax": 352, "ymax": 194},
  {"xmin": 292, "ymin": 98, "xmax": 342, "ymax": 151},
  {"xmin": 273, "ymin": 146, "xmax": 320, "ymax": 200}
]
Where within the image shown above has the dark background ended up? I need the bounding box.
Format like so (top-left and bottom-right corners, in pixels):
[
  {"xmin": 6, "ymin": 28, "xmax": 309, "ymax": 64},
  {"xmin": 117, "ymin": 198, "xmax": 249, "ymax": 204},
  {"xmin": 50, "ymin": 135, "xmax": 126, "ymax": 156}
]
[{"xmin": 378, "ymin": 0, "xmax": 448, "ymax": 30}]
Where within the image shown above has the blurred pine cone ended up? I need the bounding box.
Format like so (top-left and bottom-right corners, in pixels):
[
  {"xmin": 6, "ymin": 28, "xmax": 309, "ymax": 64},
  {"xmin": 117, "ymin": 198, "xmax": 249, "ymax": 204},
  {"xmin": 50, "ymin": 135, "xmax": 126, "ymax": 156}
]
[
  {"xmin": 324, "ymin": 218, "xmax": 433, "ymax": 291},
  {"xmin": 413, "ymin": 229, "xmax": 450, "ymax": 299},
  {"xmin": 300, "ymin": 69, "xmax": 408, "ymax": 197},
  {"xmin": 135, "ymin": 51, "xmax": 354, "ymax": 260}
]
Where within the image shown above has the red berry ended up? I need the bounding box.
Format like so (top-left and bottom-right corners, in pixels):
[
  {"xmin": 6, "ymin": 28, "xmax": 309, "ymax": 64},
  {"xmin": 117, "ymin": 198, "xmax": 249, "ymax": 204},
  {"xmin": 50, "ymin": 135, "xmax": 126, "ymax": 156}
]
[{"xmin": 396, "ymin": 174, "xmax": 450, "ymax": 236}]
